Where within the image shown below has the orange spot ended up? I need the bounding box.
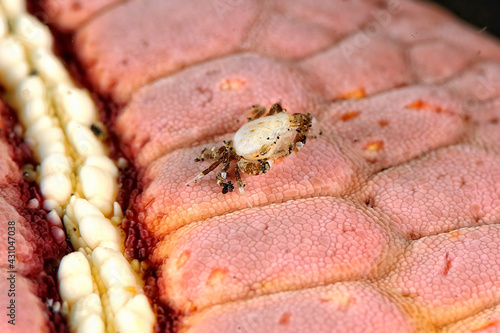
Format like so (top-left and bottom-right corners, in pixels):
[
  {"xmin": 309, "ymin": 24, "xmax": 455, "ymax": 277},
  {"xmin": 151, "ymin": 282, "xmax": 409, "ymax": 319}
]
[
  {"xmin": 279, "ymin": 312, "xmax": 292, "ymax": 325},
  {"xmin": 406, "ymin": 100, "xmax": 425, "ymax": 109},
  {"xmin": 219, "ymin": 78, "xmax": 245, "ymax": 91},
  {"xmin": 250, "ymin": 129, "xmax": 255, "ymax": 132},
  {"xmin": 185, "ymin": 301, "xmax": 197, "ymax": 313},
  {"xmin": 405, "ymin": 99, "xmax": 455, "ymax": 115},
  {"xmin": 378, "ymin": 119, "xmax": 389, "ymax": 127},
  {"xmin": 471, "ymin": 320, "xmax": 500, "ymax": 332},
  {"xmin": 363, "ymin": 140, "xmax": 384, "ymax": 152},
  {"xmin": 207, "ymin": 268, "xmax": 228, "ymax": 286},
  {"xmin": 341, "ymin": 88, "xmax": 366, "ymax": 100},
  {"xmin": 449, "ymin": 230, "xmax": 461, "ymax": 238},
  {"xmin": 124, "ymin": 286, "xmax": 138, "ymax": 294},
  {"xmin": 258, "ymin": 122, "xmax": 263, "ymax": 125},
  {"xmin": 176, "ymin": 251, "xmax": 190, "ymax": 269},
  {"xmin": 340, "ymin": 111, "xmax": 361, "ymax": 121}
]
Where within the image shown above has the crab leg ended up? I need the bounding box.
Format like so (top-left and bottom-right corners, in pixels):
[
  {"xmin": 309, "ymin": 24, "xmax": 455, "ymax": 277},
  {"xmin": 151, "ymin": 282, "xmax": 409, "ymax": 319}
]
[
  {"xmin": 234, "ymin": 163, "xmax": 253, "ymax": 207},
  {"xmin": 216, "ymin": 150, "xmax": 230, "ymax": 184},
  {"xmin": 234, "ymin": 164, "xmax": 245, "ymax": 195},
  {"xmin": 194, "ymin": 146, "xmax": 225, "ymax": 162},
  {"xmin": 267, "ymin": 102, "xmax": 284, "ymax": 115},
  {"xmin": 186, "ymin": 153, "xmax": 225, "ymax": 185},
  {"xmin": 247, "ymin": 104, "xmax": 268, "ymax": 121}
]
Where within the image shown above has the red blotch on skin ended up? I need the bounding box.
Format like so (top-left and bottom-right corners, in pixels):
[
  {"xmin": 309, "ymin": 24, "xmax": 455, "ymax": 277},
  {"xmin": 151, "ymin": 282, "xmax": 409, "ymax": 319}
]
[
  {"xmin": 279, "ymin": 312, "xmax": 292, "ymax": 325},
  {"xmin": 442, "ymin": 252, "xmax": 452, "ymax": 276},
  {"xmin": 340, "ymin": 110, "xmax": 361, "ymax": 121},
  {"xmin": 405, "ymin": 99, "xmax": 455, "ymax": 115},
  {"xmin": 378, "ymin": 120, "xmax": 389, "ymax": 127}
]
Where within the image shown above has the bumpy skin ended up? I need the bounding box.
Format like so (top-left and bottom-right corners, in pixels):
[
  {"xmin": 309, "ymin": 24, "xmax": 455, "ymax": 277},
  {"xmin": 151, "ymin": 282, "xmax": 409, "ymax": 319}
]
[
  {"xmin": 0, "ymin": 102, "xmax": 68, "ymax": 333},
  {"xmin": 41, "ymin": 0, "xmax": 500, "ymax": 332},
  {"xmin": 38, "ymin": 0, "xmax": 126, "ymax": 32}
]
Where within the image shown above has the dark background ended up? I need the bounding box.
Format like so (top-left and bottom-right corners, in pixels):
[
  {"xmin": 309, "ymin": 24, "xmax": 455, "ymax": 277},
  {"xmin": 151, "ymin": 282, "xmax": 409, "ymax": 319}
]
[{"xmin": 429, "ymin": 0, "xmax": 500, "ymax": 38}]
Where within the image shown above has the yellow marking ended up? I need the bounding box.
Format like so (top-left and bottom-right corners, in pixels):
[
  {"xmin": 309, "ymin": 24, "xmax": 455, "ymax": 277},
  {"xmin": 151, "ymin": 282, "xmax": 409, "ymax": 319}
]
[
  {"xmin": 176, "ymin": 251, "xmax": 190, "ymax": 269},
  {"xmin": 363, "ymin": 140, "xmax": 384, "ymax": 152},
  {"xmin": 207, "ymin": 268, "xmax": 228, "ymax": 286},
  {"xmin": 219, "ymin": 78, "xmax": 245, "ymax": 90},
  {"xmin": 341, "ymin": 87, "xmax": 366, "ymax": 100}
]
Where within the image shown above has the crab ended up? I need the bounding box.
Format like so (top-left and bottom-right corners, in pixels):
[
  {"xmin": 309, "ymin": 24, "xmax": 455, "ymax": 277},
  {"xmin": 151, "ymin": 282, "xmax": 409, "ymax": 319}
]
[{"xmin": 187, "ymin": 102, "xmax": 315, "ymax": 195}]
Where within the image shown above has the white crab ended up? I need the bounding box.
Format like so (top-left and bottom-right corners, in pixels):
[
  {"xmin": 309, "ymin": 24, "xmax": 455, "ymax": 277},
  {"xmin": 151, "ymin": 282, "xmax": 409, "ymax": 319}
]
[{"xmin": 188, "ymin": 102, "xmax": 315, "ymax": 194}]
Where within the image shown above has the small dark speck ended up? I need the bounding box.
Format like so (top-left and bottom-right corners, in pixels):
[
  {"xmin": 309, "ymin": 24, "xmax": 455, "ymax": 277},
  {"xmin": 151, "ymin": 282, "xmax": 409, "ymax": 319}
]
[
  {"xmin": 90, "ymin": 123, "xmax": 103, "ymax": 137},
  {"xmin": 365, "ymin": 197, "xmax": 374, "ymax": 208},
  {"xmin": 353, "ymin": 138, "xmax": 359, "ymax": 143}
]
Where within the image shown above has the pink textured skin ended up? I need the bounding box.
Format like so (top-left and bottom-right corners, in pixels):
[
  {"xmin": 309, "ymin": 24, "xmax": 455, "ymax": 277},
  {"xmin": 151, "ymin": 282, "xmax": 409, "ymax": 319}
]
[
  {"xmin": 0, "ymin": 270, "xmax": 49, "ymax": 333},
  {"xmin": 39, "ymin": 0, "xmax": 125, "ymax": 32},
  {"xmin": 152, "ymin": 198, "xmax": 403, "ymax": 312},
  {"xmin": 137, "ymin": 137, "xmax": 365, "ymax": 236},
  {"xmin": 0, "ymin": 106, "xmax": 50, "ymax": 332},
  {"xmin": 43, "ymin": 0, "xmax": 500, "ymax": 332}
]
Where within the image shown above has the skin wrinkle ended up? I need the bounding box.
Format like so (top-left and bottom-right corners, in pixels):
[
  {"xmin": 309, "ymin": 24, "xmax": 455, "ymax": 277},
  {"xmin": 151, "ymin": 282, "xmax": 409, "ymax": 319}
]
[
  {"xmin": 39, "ymin": 0, "xmax": 500, "ymax": 332},
  {"xmin": 152, "ymin": 197, "xmax": 405, "ymax": 313}
]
